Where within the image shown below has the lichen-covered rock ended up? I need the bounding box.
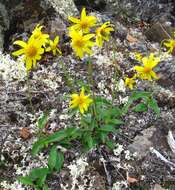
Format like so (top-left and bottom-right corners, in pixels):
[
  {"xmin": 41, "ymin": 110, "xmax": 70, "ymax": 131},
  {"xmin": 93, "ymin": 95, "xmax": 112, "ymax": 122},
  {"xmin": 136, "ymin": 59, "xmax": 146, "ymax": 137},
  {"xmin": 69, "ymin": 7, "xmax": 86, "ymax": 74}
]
[
  {"xmin": 44, "ymin": 0, "xmax": 78, "ymax": 19},
  {"xmin": 105, "ymin": 0, "xmax": 174, "ymax": 23},
  {"xmin": 0, "ymin": 0, "xmax": 78, "ymax": 51},
  {"xmin": 0, "ymin": 2, "xmax": 9, "ymax": 50}
]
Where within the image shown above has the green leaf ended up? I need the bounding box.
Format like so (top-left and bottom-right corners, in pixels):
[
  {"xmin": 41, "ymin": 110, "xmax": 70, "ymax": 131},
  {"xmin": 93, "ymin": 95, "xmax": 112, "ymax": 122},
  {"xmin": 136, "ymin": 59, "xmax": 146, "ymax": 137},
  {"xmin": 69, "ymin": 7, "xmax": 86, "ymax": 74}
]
[
  {"xmin": 18, "ymin": 176, "xmax": 33, "ymax": 186},
  {"xmin": 99, "ymin": 125, "xmax": 117, "ymax": 133},
  {"xmin": 129, "ymin": 91, "xmax": 151, "ymax": 101},
  {"xmin": 48, "ymin": 146, "xmax": 58, "ymax": 171},
  {"xmin": 122, "ymin": 91, "xmax": 152, "ymax": 114},
  {"xmin": 29, "ymin": 168, "xmax": 49, "ymax": 180},
  {"xmin": 37, "ymin": 112, "xmax": 49, "ymax": 129},
  {"xmin": 43, "ymin": 185, "xmax": 49, "ymax": 190},
  {"xmin": 34, "ymin": 187, "xmax": 40, "ymax": 190},
  {"xmin": 48, "ymin": 146, "xmax": 64, "ymax": 172},
  {"xmin": 106, "ymin": 139, "xmax": 116, "ymax": 150},
  {"xmin": 133, "ymin": 103, "xmax": 148, "ymax": 112},
  {"xmin": 148, "ymin": 97, "xmax": 160, "ymax": 115},
  {"xmin": 107, "ymin": 107, "xmax": 122, "ymax": 117},
  {"xmin": 32, "ymin": 129, "xmax": 68, "ymax": 156},
  {"xmin": 37, "ymin": 174, "xmax": 47, "ymax": 187},
  {"xmin": 32, "ymin": 137, "xmax": 48, "ymax": 156},
  {"xmin": 84, "ymin": 133, "xmax": 94, "ymax": 150},
  {"xmin": 29, "ymin": 168, "xmax": 49, "ymax": 188},
  {"xmin": 94, "ymin": 96, "xmax": 111, "ymax": 105},
  {"xmin": 45, "ymin": 129, "xmax": 68, "ymax": 144},
  {"xmin": 107, "ymin": 119, "xmax": 124, "ymax": 125},
  {"xmin": 55, "ymin": 151, "xmax": 64, "ymax": 172},
  {"xmin": 99, "ymin": 132, "xmax": 107, "ymax": 143}
]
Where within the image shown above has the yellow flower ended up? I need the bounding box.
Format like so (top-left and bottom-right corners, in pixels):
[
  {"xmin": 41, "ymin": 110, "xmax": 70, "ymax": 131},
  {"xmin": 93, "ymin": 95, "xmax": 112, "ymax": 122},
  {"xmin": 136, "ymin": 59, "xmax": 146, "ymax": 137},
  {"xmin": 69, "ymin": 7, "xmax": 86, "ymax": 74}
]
[
  {"xmin": 31, "ymin": 24, "xmax": 49, "ymax": 46},
  {"xmin": 12, "ymin": 37, "xmax": 44, "ymax": 71},
  {"xmin": 68, "ymin": 7, "xmax": 97, "ymax": 33},
  {"xmin": 134, "ymin": 52, "xmax": 143, "ymax": 62},
  {"xmin": 70, "ymin": 87, "xmax": 93, "ymax": 114},
  {"xmin": 69, "ymin": 30, "xmax": 95, "ymax": 58},
  {"xmin": 164, "ymin": 39, "xmax": 175, "ymax": 53},
  {"xmin": 95, "ymin": 21, "xmax": 114, "ymax": 47},
  {"xmin": 46, "ymin": 36, "xmax": 62, "ymax": 56},
  {"xmin": 125, "ymin": 75, "xmax": 136, "ymax": 90},
  {"xmin": 134, "ymin": 53, "xmax": 160, "ymax": 81}
]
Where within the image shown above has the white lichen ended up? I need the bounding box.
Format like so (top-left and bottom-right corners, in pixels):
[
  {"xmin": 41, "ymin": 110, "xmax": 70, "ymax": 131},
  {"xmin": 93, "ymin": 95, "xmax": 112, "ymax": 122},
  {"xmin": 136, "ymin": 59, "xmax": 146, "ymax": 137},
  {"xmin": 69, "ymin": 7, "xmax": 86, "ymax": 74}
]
[
  {"xmin": 0, "ymin": 52, "xmax": 27, "ymax": 81},
  {"xmin": 67, "ymin": 157, "xmax": 89, "ymax": 190}
]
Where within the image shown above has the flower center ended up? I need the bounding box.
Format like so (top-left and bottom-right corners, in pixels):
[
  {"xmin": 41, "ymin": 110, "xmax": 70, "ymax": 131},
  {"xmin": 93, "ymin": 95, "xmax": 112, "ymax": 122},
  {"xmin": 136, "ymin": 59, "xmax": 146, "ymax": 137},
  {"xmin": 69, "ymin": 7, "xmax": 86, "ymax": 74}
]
[
  {"xmin": 78, "ymin": 97, "xmax": 84, "ymax": 105},
  {"xmin": 75, "ymin": 39, "xmax": 84, "ymax": 48},
  {"xmin": 100, "ymin": 29, "xmax": 107, "ymax": 37},
  {"xmin": 80, "ymin": 20, "xmax": 88, "ymax": 29},
  {"xmin": 26, "ymin": 45, "xmax": 37, "ymax": 57},
  {"xmin": 143, "ymin": 66, "xmax": 151, "ymax": 73}
]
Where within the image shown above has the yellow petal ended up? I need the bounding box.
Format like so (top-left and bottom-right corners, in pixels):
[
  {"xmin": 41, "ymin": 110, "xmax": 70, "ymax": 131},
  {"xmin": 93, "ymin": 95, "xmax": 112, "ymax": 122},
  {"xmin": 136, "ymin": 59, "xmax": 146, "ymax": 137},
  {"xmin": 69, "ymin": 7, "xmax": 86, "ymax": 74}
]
[
  {"xmin": 79, "ymin": 106, "xmax": 84, "ymax": 114},
  {"xmin": 54, "ymin": 36, "xmax": 59, "ymax": 44},
  {"xmin": 81, "ymin": 8, "xmax": 86, "ymax": 20},
  {"xmin": 12, "ymin": 49, "xmax": 25, "ymax": 56},
  {"xmin": 53, "ymin": 49, "xmax": 56, "ymax": 56},
  {"xmin": 150, "ymin": 71, "xmax": 159, "ymax": 79},
  {"xmin": 45, "ymin": 47, "xmax": 51, "ymax": 52},
  {"xmin": 134, "ymin": 66, "xmax": 144, "ymax": 72},
  {"xmin": 83, "ymin": 34, "xmax": 95, "ymax": 41},
  {"xmin": 56, "ymin": 48, "xmax": 62, "ymax": 55},
  {"xmin": 26, "ymin": 58, "xmax": 32, "ymax": 71},
  {"xmin": 142, "ymin": 57, "xmax": 148, "ymax": 66},
  {"xmin": 71, "ymin": 94, "xmax": 79, "ymax": 98},
  {"xmin": 68, "ymin": 16, "xmax": 80, "ymax": 24},
  {"xmin": 13, "ymin": 40, "xmax": 27, "ymax": 48},
  {"xmin": 80, "ymin": 87, "xmax": 85, "ymax": 97}
]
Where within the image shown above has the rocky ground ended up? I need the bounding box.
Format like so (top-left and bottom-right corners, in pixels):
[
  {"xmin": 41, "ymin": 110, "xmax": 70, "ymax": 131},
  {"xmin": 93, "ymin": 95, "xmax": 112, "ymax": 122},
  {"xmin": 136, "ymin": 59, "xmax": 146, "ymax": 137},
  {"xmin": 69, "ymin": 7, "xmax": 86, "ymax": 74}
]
[{"xmin": 0, "ymin": 0, "xmax": 175, "ymax": 190}]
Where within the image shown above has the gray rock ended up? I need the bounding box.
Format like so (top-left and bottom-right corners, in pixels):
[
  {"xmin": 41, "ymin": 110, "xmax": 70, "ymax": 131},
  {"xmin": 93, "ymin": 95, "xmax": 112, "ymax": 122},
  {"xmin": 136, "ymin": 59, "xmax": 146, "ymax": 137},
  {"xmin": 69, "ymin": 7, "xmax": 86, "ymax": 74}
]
[
  {"xmin": 0, "ymin": 0, "xmax": 78, "ymax": 51},
  {"xmin": 105, "ymin": 0, "xmax": 174, "ymax": 23},
  {"xmin": 43, "ymin": 0, "xmax": 78, "ymax": 19},
  {"xmin": 144, "ymin": 22, "xmax": 175, "ymax": 43},
  {"xmin": 0, "ymin": 2, "xmax": 9, "ymax": 50},
  {"xmin": 128, "ymin": 127, "xmax": 157, "ymax": 159}
]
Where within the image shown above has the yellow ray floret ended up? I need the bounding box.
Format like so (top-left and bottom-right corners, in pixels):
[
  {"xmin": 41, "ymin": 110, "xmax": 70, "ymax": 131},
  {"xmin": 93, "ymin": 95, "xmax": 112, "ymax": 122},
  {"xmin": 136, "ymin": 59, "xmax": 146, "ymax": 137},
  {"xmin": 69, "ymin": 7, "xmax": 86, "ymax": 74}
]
[
  {"xmin": 134, "ymin": 53, "xmax": 160, "ymax": 81},
  {"xmin": 124, "ymin": 75, "xmax": 136, "ymax": 90},
  {"xmin": 70, "ymin": 87, "xmax": 93, "ymax": 114},
  {"xmin": 68, "ymin": 7, "xmax": 97, "ymax": 33},
  {"xmin": 12, "ymin": 37, "xmax": 44, "ymax": 71},
  {"xmin": 46, "ymin": 36, "xmax": 62, "ymax": 56},
  {"xmin": 95, "ymin": 21, "xmax": 114, "ymax": 47},
  {"xmin": 134, "ymin": 52, "xmax": 143, "ymax": 62},
  {"xmin": 31, "ymin": 24, "xmax": 49, "ymax": 46},
  {"xmin": 164, "ymin": 39, "xmax": 175, "ymax": 53},
  {"xmin": 69, "ymin": 30, "xmax": 95, "ymax": 58}
]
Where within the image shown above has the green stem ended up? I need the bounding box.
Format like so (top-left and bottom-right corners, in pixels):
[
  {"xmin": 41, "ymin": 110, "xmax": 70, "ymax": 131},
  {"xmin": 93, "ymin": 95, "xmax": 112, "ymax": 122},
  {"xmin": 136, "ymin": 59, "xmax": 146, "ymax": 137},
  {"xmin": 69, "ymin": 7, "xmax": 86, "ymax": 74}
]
[
  {"xmin": 60, "ymin": 60, "xmax": 73, "ymax": 90},
  {"xmin": 87, "ymin": 58, "xmax": 97, "ymax": 120},
  {"xmin": 26, "ymin": 73, "xmax": 34, "ymax": 114}
]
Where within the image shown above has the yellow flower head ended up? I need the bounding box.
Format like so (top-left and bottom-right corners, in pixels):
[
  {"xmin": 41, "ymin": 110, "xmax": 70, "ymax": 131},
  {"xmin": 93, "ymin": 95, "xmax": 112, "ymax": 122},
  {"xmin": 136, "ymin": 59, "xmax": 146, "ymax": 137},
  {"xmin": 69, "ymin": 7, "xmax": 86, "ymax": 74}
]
[
  {"xmin": 12, "ymin": 37, "xmax": 44, "ymax": 71},
  {"xmin": 134, "ymin": 52, "xmax": 143, "ymax": 62},
  {"xmin": 46, "ymin": 36, "xmax": 62, "ymax": 56},
  {"xmin": 95, "ymin": 21, "xmax": 114, "ymax": 47},
  {"xmin": 68, "ymin": 7, "xmax": 97, "ymax": 33},
  {"xmin": 124, "ymin": 75, "xmax": 136, "ymax": 90},
  {"xmin": 164, "ymin": 39, "xmax": 175, "ymax": 53},
  {"xmin": 69, "ymin": 30, "xmax": 95, "ymax": 58},
  {"xmin": 31, "ymin": 24, "xmax": 49, "ymax": 46},
  {"xmin": 134, "ymin": 53, "xmax": 160, "ymax": 81},
  {"xmin": 70, "ymin": 87, "xmax": 93, "ymax": 114}
]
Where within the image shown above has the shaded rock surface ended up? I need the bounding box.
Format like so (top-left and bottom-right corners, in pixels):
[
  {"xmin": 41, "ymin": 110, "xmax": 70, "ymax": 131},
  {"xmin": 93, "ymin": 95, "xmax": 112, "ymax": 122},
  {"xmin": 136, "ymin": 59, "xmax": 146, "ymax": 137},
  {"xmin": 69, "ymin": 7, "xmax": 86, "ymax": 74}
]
[
  {"xmin": 128, "ymin": 127, "xmax": 157, "ymax": 160},
  {"xmin": 0, "ymin": 0, "xmax": 77, "ymax": 51},
  {"xmin": 105, "ymin": 0, "xmax": 175, "ymax": 23}
]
